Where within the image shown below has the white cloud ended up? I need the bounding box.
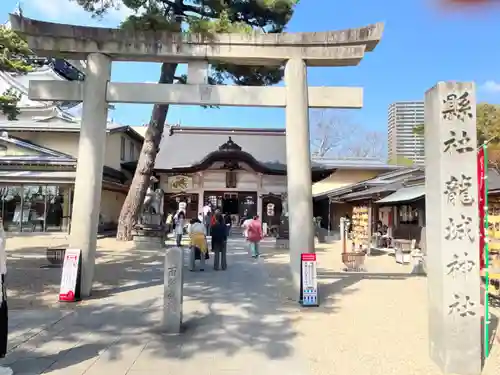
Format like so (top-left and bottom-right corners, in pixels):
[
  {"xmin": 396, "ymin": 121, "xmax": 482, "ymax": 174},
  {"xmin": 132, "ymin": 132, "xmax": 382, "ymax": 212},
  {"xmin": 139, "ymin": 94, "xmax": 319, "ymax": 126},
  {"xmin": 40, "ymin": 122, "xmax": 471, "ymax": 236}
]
[
  {"xmin": 25, "ymin": 0, "xmax": 133, "ymax": 27},
  {"xmin": 481, "ymin": 80, "xmax": 500, "ymax": 94}
]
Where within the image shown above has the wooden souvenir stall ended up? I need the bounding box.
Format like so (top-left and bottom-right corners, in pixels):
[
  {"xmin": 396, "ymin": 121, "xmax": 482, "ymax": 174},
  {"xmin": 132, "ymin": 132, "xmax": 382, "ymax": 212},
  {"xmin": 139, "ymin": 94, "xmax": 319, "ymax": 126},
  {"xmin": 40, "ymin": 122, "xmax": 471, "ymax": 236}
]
[
  {"xmin": 351, "ymin": 205, "xmax": 370, "ymax": 250},
  {"xmin": 486, "ymin": 197, "xmax": 500, "ymax": 297}
]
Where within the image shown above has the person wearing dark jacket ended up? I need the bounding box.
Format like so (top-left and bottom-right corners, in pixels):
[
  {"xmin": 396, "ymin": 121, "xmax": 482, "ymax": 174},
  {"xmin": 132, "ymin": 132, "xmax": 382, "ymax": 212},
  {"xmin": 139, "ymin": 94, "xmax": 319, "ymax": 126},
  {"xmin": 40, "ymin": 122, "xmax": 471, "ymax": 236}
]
[{"xmin": 211, "ymin": 213, "xmax": 228, "ymax": 270}]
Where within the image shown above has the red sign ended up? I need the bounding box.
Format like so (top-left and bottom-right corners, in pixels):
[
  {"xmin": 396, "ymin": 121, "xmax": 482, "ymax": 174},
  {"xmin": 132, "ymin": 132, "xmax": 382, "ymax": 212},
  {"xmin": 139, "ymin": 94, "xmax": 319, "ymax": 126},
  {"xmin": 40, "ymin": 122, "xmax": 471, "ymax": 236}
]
[
  {"xmin": 478, "ymin": 147, "xmax": 486, "ymax": 269},
  {"xmin": 301, "ymin": 253, "xmax": 316, "ymax": 262}
]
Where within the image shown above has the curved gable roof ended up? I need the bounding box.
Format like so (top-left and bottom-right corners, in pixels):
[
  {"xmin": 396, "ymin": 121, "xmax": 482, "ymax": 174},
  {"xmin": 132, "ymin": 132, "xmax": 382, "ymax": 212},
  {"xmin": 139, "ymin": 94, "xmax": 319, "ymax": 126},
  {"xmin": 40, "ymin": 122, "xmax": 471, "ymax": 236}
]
[{"xmin": 155, "ymin": 127, "xmax": 287, "ymax": 172}]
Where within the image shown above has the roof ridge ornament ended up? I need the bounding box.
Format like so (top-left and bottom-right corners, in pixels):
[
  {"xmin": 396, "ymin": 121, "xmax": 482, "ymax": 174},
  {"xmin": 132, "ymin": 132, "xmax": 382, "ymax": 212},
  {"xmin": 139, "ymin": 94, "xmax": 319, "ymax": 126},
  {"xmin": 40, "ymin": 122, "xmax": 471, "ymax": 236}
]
[
  {"xmin": 218, "ymin": 136, "xmax": 242, "ymax": 152},
  {"xmin": 14, "ymin": 1, "xmax": 23, "ymax": 17}
]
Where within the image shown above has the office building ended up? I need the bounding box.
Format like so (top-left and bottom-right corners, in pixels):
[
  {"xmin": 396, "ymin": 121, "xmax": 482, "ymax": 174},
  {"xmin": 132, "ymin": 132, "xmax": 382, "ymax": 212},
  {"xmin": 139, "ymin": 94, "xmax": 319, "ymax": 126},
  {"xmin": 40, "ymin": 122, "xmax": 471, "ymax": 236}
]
[{"xmin": 388, "ymin": 101, "xmax": 425, "ymax": 165}]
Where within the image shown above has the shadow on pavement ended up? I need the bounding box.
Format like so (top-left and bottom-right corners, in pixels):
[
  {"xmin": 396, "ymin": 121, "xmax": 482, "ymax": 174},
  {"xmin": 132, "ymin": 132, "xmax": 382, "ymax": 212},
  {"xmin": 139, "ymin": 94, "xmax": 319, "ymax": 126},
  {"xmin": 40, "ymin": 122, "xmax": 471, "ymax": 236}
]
[
  {"xmin": 1, "ymin": 240, "xmax": 331, "ymax": 373},
  {"xmin": 3, "ymin": 237, "xmax": 431, "ymax": 373}
]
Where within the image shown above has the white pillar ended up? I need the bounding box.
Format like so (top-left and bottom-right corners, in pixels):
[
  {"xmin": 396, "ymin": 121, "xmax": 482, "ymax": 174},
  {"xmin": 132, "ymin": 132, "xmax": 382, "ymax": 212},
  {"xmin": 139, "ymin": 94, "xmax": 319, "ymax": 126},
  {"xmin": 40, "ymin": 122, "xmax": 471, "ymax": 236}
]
[
  {"xmin": 257, "ymin": 193, "xmax": 263, "ymax": 218},
  {"xmin": 257, "ymin": 173, "xmax": 263, "ymax": 218},
  {"xmin": 197, "ymin": 191, "xmax": 203, "ymax": 215},
  {"xmin": 69, "ymin": 53, "xmax": 111, "ymax": 297},
  {"xmin": 197, "ymin": 172, "xmax": 205, "ymax": 215},
  {"xmin": 285, "ymin": 58, "xmax": 314, "ymax": 300}
]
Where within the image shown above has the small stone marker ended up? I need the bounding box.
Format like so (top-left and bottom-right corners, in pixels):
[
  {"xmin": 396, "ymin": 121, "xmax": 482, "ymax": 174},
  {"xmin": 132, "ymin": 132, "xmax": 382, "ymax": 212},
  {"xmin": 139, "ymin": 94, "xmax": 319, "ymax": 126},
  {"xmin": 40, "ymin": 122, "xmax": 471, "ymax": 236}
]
[
  {"xmin": 163, "ymin": 247, "xmax": 184, "ymax": 334},
  {"xmin": 425, "ymin": 82, "xmax": 481, "ymax": 375}
]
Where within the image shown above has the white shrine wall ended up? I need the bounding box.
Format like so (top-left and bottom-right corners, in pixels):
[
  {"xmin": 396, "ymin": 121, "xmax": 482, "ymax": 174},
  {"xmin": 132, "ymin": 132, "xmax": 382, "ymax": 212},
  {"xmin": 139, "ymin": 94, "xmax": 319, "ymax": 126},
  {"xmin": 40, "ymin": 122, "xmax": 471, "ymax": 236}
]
[
  {"xmin": 203, "ymin": 170, "xmax": 258, "ymax": 190},
  {"xmin": 158, "ymin": 167, "xmax": 287, "ymax": 217},
  {"xmin": 262, "ymin": 175, "xmax": 287, "ymax": 192}
]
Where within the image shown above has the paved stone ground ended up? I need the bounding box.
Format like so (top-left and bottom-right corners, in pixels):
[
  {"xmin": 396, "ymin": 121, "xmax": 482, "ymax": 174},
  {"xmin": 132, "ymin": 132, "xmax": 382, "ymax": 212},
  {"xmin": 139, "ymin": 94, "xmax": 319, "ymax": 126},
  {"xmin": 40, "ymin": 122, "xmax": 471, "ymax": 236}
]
[
  {"xmin": 3, "ymin": 236, "xmax": 309, "ymax": 375},
  {"xmin": 2, "ymin": 235, "xmax": 500, "ymax": 374},
  {"xmin": 5, "ymin": 235, "xmax": 137, "ymax": 309}
]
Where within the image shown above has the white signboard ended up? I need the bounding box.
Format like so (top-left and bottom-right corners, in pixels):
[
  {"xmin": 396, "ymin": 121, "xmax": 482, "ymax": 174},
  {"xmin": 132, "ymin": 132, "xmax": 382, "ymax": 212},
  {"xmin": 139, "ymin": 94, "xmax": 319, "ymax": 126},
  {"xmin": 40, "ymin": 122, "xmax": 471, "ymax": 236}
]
[
  {"xmin": 301, "ymin": 253, "xmax": 318, "ymax": 306},
  {"xmin": 59, "ymin": 248, "xmax": 81, "ymax": 302}
]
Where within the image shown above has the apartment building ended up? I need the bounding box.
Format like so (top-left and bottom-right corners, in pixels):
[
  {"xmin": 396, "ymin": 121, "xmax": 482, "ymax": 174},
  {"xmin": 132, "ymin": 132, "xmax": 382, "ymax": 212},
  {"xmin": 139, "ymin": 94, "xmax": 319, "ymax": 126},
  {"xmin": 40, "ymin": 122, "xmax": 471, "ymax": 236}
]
[{"xmin": 388, "ymin": 101, "xmax": 425, "ymax": 165}]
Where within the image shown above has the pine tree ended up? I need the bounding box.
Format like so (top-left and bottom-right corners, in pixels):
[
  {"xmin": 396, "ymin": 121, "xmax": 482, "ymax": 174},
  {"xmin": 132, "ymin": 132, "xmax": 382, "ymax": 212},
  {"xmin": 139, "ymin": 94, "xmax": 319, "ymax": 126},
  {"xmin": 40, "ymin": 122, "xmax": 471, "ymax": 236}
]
[
  {"xmin": 0, "ymin": 25, "xmax": 33, "ymax": 120},
  {"xmin": 74, "ymin": 0, "xmax": 299, "ymax": 240}
]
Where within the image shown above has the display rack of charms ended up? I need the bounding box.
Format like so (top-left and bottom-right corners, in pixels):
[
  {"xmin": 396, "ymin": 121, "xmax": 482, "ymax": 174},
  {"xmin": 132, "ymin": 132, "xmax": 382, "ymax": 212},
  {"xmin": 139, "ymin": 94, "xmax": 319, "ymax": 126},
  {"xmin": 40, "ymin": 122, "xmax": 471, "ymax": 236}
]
[
  {"xmin": 486, "ymin": 197, "xmax": 500, "ymax": 297},
  {"xmin": 351, "ymin": 205, "xmax": 369, "ymax": 249}
]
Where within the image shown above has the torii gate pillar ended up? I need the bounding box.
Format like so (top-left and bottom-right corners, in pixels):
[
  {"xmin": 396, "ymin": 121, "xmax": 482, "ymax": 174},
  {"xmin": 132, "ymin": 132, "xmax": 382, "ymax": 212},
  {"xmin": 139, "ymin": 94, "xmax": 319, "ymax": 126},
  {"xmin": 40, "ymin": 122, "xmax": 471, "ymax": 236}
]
[
  {"xmin": 70, "ymin": 53, "xmax": 111, "ymax": 297},
  {"xmin": 285, "ymin": 58, "xmax": 314, "ymax": 298}
]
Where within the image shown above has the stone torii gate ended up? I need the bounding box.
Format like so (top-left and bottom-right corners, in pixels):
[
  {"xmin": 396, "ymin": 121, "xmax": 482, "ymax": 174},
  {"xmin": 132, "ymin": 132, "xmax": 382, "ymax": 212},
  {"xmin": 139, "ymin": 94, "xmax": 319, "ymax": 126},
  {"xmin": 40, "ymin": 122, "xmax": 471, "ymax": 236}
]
[{"xmin": 9, "ymin": 15, "xmax": 383, "ymax": 299}]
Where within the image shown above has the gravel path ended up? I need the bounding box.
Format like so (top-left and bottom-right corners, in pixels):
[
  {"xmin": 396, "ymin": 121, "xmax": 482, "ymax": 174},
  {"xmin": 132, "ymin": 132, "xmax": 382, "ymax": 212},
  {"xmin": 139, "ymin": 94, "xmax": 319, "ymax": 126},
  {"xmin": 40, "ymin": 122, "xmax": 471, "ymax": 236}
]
[{"xmin": 261, "ymin": 242, "xmax": 500, "ymax": 375}]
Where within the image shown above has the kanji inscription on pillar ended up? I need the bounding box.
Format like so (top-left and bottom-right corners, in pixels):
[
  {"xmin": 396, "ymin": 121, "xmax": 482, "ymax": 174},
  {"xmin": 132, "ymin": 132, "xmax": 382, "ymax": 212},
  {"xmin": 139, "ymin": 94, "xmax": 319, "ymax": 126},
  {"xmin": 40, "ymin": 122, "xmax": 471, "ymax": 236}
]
[
  {"xmin": 443, "ymin": 173, "xmax": 474, "ymax": 206},
  {"xmin": 425, "ymin": 82, "xmax": 481, "ymax": 375},
  {"xmin": 441, "ymin": 91, "xmax": 473, "ymax": 121},
  {"xmin": 448, "ymin": 293, "xmax": 476, "ymax": 317},
  {"xmin": 446, "ymin": 252, "xmax": 475, "ymax": 277},
  {"xmin": 444, "ymin": 214, "xmax": 474, "ymax": 242},
  {"xmin": 443, "ymin": 130, "xmax": 475, "ymax": 154},
  {"xmin": 439, "ymin": 86, "xmax": 479, "ymax": 325}
]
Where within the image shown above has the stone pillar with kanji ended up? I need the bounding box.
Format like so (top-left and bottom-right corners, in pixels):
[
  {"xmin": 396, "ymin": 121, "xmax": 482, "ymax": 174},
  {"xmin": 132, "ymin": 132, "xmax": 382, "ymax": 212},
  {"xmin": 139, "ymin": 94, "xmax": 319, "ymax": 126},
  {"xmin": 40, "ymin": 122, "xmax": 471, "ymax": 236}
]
[{"xmin": 425, "ymin": 82, "xmax": 481, "ymax": 375}]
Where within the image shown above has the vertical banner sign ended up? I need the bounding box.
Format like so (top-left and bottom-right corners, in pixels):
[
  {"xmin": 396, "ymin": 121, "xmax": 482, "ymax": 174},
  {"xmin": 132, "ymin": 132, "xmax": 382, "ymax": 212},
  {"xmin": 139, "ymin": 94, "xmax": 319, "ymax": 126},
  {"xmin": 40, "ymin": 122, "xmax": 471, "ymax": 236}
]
[
  {"xmin": 59, "ymin": 248, "xmax": 82, "ymax": 302},
  {"xmin": 482, "ymin": 143, "xmax": 491, "ymax": 359},
  {"xmin": 300, "ymin": 253, "xmax": 318, "ymax": 306},
  {"xmin": 478, "ymin": 146, "xmax": 486, "ymax": 269}
]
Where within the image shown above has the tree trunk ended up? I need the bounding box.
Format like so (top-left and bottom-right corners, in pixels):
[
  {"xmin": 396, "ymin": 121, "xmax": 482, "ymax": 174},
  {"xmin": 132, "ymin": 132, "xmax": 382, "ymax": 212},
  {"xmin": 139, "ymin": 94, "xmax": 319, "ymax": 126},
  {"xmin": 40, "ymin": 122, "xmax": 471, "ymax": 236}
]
[{"xmin": 116, "ymin": 62, "xmax": 178, "ymax": 241}]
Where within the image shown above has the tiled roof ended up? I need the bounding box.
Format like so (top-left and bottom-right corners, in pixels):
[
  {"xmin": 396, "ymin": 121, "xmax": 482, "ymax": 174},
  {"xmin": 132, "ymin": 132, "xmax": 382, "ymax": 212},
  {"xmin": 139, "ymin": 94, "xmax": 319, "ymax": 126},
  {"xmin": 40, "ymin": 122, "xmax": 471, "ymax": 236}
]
[
  {"xmin": 155, "ymin": 126, "xmax": 404, "ymax": 172},
  {"xmin": 315, "ymin": 167, "xmax": 423, "ymax": 199},
  {"xmin": 310, "ymin": 157, "xmax": 402, "ymax": 170},
  {"xmin": 155, "ymin": 127, "xmax": 287, "ymax": 171},
  {"xmin": 341, "ymin": 181, "xmax": 404, "ymax": 201},
  {"xmin": 0, "ymin": 133, "xmax": 75, "ymax": 159},
  {"xmin": 0, "ymin": 119, "xmax": 143, "ymax": 141}
]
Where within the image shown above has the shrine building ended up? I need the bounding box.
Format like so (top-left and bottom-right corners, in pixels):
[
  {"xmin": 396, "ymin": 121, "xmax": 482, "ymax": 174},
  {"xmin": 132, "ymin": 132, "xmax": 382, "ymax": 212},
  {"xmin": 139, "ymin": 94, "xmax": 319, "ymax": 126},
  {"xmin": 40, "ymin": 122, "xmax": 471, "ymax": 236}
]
[
  {"xmin": 127, "ymin": 126, "xmax": 332, "ymax": 228},
  {"xmin": 122, "ymin": 126, "xmax": 400, "ymax": 231}
]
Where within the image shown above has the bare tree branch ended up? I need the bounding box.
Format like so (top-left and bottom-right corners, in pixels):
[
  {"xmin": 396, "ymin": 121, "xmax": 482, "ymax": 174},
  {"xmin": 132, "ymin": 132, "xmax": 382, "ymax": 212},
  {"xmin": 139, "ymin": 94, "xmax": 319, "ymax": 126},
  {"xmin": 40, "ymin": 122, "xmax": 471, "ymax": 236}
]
[
  {"xmin": 340, "ymin": 130, "xmax": 386, "ymax": 159},
  {"xmin": 310, "ymin": 110, "xmax": 354, "ymax": 157},
  {"xmin": 309, "ymin": 110, "xmax": 386, "ymax": 159}
]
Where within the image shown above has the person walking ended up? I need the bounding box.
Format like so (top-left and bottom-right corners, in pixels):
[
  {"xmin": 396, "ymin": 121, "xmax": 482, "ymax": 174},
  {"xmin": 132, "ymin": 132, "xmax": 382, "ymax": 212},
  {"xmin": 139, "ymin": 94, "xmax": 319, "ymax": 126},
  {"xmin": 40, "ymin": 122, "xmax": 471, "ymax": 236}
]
[
  {"xmin": 211, "ymin": 213, "xmax": 228, "ymax": 270},
  {"xmin": 174, "ymin": 211, "xmax": 186, "ymax": 247},
  {"xmin": 247, "ymin": 215, "xmax": 263, "ymax": 258},
  {"xmin": 188, "ymin": 218, "xmax": 208, "ymax": 271}
]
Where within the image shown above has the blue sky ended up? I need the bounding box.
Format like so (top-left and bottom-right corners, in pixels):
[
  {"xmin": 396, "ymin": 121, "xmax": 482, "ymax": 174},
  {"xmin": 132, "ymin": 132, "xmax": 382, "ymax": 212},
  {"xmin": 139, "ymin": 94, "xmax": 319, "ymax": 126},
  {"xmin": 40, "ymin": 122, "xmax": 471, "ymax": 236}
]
[{"xmin": 2, "ymin": 0, "xmax": 500, "ymax": 134}]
